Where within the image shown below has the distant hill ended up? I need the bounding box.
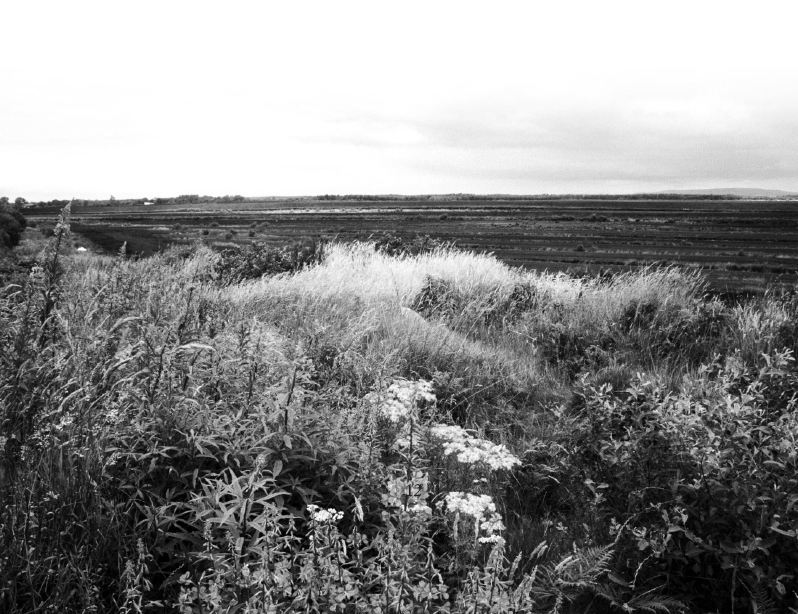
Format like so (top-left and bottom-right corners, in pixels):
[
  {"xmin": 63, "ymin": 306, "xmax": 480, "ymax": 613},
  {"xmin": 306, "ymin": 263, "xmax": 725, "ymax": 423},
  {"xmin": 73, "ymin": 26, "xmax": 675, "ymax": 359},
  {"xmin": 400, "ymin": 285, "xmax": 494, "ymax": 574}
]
[{"xmin": 660, "ymin": 188, "xmax": 798, "ymax": 198}]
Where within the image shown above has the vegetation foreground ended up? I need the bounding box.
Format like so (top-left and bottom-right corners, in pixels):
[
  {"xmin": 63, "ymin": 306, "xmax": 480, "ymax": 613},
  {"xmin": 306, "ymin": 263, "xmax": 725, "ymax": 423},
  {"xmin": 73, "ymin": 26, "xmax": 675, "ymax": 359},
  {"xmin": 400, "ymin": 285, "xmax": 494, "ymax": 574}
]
[{"xmin": 1, "ymin": 206, "xmax": 797, "ymax": 613}]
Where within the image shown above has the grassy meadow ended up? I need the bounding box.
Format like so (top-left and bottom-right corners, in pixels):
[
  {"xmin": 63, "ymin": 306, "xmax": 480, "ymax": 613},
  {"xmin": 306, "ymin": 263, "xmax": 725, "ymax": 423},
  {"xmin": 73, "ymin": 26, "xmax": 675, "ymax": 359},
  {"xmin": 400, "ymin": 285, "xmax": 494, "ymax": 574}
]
[{"xmin": 2, "ymin": 206, "xmax": 798, "ymax": 613}]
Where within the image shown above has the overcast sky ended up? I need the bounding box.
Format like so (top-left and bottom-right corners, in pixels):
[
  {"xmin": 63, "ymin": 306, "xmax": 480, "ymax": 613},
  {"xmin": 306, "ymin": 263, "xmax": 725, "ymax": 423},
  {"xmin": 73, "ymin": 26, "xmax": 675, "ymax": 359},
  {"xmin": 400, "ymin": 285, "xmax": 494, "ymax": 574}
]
[{"xmin": 2, "ymin": 1, "xmax": 797, "ymax": 200}]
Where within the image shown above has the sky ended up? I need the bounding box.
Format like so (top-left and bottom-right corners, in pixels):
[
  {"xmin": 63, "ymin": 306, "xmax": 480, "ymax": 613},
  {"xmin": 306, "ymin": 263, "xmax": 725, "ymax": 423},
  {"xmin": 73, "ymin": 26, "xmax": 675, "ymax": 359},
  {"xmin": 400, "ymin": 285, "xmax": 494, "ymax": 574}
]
[{"xmin": 2, "ymin": 1, "xmax": 797, "ymax": 200}]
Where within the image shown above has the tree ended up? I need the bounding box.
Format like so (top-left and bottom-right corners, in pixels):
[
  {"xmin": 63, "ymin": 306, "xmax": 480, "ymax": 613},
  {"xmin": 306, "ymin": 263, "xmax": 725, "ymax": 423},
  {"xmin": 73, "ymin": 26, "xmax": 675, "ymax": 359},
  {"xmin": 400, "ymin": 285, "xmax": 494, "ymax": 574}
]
[
  {"xmin": 0, "ymin": 200, "xmax": 26, "ymax": 248},
  {"xmin": 14, "ymin": 197, "xmax": 27, "ymax": 206}
]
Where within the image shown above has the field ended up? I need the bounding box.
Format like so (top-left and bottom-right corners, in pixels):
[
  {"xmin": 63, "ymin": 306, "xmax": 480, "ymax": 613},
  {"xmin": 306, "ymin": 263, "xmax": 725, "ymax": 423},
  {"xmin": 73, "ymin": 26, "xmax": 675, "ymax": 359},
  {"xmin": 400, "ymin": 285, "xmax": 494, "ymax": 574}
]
[
  {"xmin": 2, "ymin": 203, "xmax": 798, "ymax": 612},
  {"xmin": 25, "ymin": 198, "xmax": 798, "ymax": 295}
]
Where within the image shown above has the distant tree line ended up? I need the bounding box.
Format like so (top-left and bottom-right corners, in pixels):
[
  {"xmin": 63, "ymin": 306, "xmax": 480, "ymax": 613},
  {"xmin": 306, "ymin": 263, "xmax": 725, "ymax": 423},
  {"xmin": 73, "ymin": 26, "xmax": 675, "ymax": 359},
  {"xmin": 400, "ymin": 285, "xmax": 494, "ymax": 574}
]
[
  {"xmin": 152, "ymin": 194, "xmax": 246, "ymax": 205},
  {"xmin": 26, "ymin": 195, "xmax": 247, "ymax": 208},
  {"xmin": 316, "ymin": 194, "xmax": 414, "ymax": 201},
  {"xmin": 315, "ymin": 193, "xmax": 744, "ymax": 202}
]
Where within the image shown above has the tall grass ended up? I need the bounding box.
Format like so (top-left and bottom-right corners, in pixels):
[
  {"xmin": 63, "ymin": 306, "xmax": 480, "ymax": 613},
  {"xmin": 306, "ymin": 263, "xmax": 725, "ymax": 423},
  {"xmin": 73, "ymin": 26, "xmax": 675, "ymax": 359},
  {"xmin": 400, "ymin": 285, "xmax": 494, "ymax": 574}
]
[{"xmin": 2, "ymin": 225, "xmax": 796, "ymax": 612}]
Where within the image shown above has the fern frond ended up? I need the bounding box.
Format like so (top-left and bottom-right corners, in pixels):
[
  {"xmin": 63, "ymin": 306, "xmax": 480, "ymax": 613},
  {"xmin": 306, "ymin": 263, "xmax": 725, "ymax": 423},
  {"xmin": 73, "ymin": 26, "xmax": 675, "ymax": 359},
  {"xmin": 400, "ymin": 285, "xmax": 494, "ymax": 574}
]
[
  {"xmin": 624, "ymin": 591, "xmax": 688, "ymax": 613},
  {"xmin": 743, "ymin": 579, "xmax": 778, "ymax": 614},
  {"xmin": 590, "ymin": 581, "xmax": 626, "ymax": 609},
  {"xmin": 573, "ymin": 544, "xmax": 615, "ymax": 581}
]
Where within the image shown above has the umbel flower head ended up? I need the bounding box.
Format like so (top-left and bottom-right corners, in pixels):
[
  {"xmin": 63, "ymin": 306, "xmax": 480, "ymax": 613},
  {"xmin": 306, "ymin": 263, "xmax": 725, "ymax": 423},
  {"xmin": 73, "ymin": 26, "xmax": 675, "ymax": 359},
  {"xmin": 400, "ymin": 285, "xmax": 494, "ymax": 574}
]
[
  {"xmin": 366, "ymin": 379, "xmax": 436, "ymax": 423},
  {"xmin": 442, "ymin": 492, "xmax": 506, "ymax": 544},
  {"xmin": 430, "ymin": 424, "xmax": 521, "ymax": 471},
  {"xmin": 307, "ymin": 504, "xmax": 344, "ymax": 524}
]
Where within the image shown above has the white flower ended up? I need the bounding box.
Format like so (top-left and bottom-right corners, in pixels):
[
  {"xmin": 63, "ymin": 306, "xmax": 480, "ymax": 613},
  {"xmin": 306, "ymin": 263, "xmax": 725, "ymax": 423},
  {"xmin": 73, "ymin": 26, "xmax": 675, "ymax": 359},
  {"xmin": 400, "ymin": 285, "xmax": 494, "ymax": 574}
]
[
  {"xmin": 443, "ymin": 492, "xmax": 506, "ymax": 542},
  {"xmin": 430, "ymin": 424, "xmax": 521, "ymax": 471},
  {"xmin": 478, "ymin": 534, "xmax": 506, "ymax": 545},
  {"xmin": 480, "ymin": 514, "xmax": 505, "ymax": 534},
  {"xmin": 409, "ymin": 504, "xmax": 433, "ymax": 516},
  {"xmin": 443, "ymin": 492, "xmax": 496, "ymax": 521},
  {"xmin": 104, "ymin": 451, "xmax": 121, "ymax": 468},
  {"xmin": 373, "ymin": 379, "xmax": 437, "ymax": 423},
  {"xmin": 307, "ymin": 504, "xmax": 344, "ymax": 524},
  {"xmin": 381, "ymin": 399, "xmax": 412, "ymax": 423}
]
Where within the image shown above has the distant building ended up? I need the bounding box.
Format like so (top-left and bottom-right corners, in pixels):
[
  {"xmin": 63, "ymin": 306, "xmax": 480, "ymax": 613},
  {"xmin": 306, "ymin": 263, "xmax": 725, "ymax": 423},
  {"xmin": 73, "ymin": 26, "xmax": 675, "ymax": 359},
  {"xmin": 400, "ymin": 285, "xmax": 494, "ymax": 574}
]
[{"xmin": 143, "ymin": 201, "xmax": 155, "ymax": 206}]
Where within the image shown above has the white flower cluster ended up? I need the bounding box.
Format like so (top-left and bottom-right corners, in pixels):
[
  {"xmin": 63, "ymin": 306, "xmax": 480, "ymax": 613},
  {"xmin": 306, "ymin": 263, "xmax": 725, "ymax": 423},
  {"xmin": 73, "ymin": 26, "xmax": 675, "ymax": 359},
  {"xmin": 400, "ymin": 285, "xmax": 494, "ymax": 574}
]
[
  {"xmin": 380, "ymin": 398, "xmax": 414, "ymax": 423},
  {"xmin": 389, "ymin": 379, "xmax": 436, "ymax": 407},
  {"xmin": 443, "ymin": 492, "xmax": 496, "ymax": 520},
  {"xmin": 307, "ymin": 504, "xmax": 344, "ymax": 524},
  {"xmin": 371, "ymin": 379, "xmax": 436, "ymax": 423},
  {"xmin": 409, "ymin": 503, "xmax": 433, "ymax": 516},
  {"xmin": 442, "ymin": 492, "xmax": 506, "ymax": 544},
  {"xmin": 430, "ymin": 424, "xmax": 521, "ymax": 471}
]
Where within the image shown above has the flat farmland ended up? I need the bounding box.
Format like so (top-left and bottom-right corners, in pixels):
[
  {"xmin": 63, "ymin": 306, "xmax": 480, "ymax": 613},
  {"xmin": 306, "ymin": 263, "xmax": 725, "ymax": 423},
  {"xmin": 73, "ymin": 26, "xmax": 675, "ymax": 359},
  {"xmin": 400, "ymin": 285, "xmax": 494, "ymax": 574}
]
[{"xmin": 26, "ymin": 198, "xmax": 798, "ymax": 294}]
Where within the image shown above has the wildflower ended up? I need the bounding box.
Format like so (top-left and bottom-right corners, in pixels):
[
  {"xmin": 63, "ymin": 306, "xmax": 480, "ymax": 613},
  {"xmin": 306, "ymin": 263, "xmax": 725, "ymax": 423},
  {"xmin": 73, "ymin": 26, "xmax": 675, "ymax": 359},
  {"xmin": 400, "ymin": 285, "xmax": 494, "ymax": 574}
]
[
  {"xmin": 443, "ymin": 492, "xmax": 506, "ymax": 543},
  {"xmin": 478, "ymin": 534, "xmax": 506, "ymax": 545},
  {"xmin": 480, "ymin": 514, "xmax": 505, "ymax": 535},
  {"xmin": 430, "ymin": 424, "xmax": 521, "ymax": 471},
  {"xmin": 387, "ymin": 379, "xmax": 436, "ymax": 407},
  {"xmin": 371, "ymin": 379, "xmax": 436, "ymax": 423},
  {"xmin": 307, "ymin": 504, "xmax": 344, "ymax": 524},
  {"xmin": 381, "ymin": 398, "xmax": 412, "ymax": 423},
  {"xmin": 409, "ymin": 503, "xmax": 433, "ymax": 516},
  {"xmin": 104, "ymin": 451, "xmax": 120, "ymax": 468},
  {"xmin": 443, "ymin": 491, "xmax": 497, "ymax": 520}
]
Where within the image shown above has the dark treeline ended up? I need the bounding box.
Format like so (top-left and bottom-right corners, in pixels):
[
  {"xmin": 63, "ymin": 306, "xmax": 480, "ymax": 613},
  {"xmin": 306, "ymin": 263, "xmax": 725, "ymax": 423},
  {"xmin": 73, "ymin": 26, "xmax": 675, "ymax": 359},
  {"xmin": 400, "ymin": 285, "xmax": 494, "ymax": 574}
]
[
  {"xmin": 26, "ymin": 194, "xmax": 247, "ymax": 208},
  {"xmin": 315, "ymin": 193, "xmax": 745, "ymax": 201},
  {"xmin": 20, "ymin": 192, "xmax": 796, "ymax": 208}
]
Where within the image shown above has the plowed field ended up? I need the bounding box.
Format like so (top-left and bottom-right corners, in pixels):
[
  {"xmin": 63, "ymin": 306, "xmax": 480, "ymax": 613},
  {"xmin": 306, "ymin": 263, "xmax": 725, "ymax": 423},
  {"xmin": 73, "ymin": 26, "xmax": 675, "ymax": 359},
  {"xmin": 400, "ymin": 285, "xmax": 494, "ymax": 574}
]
[{"xmin": 26, "ymin": 198, "xmax": 798, "ymax": 294}]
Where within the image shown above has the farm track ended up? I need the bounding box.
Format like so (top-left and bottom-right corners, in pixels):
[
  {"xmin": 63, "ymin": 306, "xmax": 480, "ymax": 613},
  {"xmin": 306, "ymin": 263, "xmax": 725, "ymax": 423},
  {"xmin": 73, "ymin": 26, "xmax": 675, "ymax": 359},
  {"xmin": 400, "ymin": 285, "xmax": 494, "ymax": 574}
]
[{"xmin": 27, "ymin": 199, "xmax": 798, "ymax": 293}]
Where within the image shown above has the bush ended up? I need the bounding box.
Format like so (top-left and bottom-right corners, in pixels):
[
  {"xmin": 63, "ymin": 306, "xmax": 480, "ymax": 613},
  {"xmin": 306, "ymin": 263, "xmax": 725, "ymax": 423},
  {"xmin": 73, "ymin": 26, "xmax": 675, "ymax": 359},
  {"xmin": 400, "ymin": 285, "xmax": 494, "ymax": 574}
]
[
  {"xmin": 373, "ymin": 233, "xmax": 451, "ymax": 257},
  {"xmin": 0, "ymin": 203, "xmax": 26, "ymax": 248},
  {"xmin": 215, "ymin": 238, "xmax": 326, "ymax": 284},
  {"xmin": 564, "ymin": 352, "xmax": 798, "ymax": 612}
]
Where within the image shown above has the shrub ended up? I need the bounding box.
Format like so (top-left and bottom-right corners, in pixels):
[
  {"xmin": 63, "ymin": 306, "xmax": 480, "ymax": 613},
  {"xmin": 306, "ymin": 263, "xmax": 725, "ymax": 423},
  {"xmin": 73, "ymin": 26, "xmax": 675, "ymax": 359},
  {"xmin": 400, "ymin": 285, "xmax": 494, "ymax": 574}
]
[
  {"xmin": 564, "ymin": 352, "xmax": 798, "ymax": 612},
  {"xmin": 0, "ymin": 208, "xmax": 25, "ymax": 248},
  {"xmin": 373, "ymin": 233, "xmax": 451, "ymax": 257},
  {"xmin": 215, "ymin": 238, "xmax": 326, "ymax": 284}
]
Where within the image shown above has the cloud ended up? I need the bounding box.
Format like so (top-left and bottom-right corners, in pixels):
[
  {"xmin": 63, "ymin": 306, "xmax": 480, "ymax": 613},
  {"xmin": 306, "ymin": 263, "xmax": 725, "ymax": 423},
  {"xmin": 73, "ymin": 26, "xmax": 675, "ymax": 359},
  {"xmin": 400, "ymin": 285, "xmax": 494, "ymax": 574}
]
[
  {"xmin": 3, "ymin": 1, "xmax": 798, "ymax": 198},
  {"xmin": 382, "ymin": 95, "xmax": 798, "ymax": 192}
]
